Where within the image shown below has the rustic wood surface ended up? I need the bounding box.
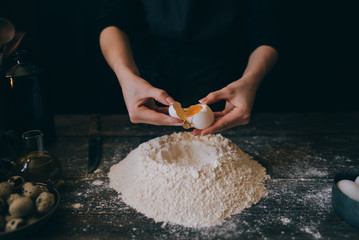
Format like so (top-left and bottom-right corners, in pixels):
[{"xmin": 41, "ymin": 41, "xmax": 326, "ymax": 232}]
[{"xmin": 24, "ymin": 113, "xmax": 359, "ymax": 239}]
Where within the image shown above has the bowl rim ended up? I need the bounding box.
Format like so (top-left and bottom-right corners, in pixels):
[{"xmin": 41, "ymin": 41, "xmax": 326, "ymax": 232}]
[{"xmin": 333, "ymin": 167, "xmax": 359, "ymax": 184}]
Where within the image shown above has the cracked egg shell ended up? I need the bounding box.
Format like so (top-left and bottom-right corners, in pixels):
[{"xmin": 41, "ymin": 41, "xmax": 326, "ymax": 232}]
[{"xmin": 169, "ymin": 103, "xmax": 214, "ymax": 130}]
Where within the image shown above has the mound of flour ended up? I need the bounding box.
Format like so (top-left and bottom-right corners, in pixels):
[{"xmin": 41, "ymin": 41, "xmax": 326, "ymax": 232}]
[{"xmin": 109, "ymin": 132, "xmax": 268, "ymax": 228}]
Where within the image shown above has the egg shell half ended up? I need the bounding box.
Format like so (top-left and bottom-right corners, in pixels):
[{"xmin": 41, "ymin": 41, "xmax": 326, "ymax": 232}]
[
  {"xmin": 168, "ymin": 104, "xmax": 179, "ymax": 119},
  {"xmin": 186, "ymin": 104, "xmax": 214, "ymax": 129},
  {"xmin": 337, "ymin": 179, "xmax": 359, "ymax": 202}
]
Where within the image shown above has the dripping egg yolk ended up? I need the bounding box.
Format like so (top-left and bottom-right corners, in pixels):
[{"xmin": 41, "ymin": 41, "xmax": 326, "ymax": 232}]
[
  {"xmin": 184, "ymin": 105, "xmax": 203, "ymax": 117},
  {"xmin": 168, "ymin": 102, "xmax": 214, "ymax": 130}
]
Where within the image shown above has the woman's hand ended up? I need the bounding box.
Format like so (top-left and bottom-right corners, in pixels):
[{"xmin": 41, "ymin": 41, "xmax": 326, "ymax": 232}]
[
  {"xmin": 193, "ymin": 45, "xmax": 278, "ymax": 136},
  {"xmin": 118, "ymin": 69, "xmax": 182, "ymax": 126},
  {"xmin": 100, "ymin": 27, "xmax": 181, "ymax": 126},
  {"xmin": 100, "ymin": 26, "xmax": 278, "ymax": 130},
  {"xmin": 192, "ymin": 76, "xmax": 259, "ymax": 136}
]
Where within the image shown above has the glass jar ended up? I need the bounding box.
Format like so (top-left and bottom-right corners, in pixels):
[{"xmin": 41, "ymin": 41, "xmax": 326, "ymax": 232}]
[{"xmin": 12, "ymin": 130, "xmax": 61, "ymax": 184}]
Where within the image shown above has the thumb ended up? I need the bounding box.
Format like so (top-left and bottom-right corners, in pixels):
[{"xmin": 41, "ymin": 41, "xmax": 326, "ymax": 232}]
[
  {"xmin": 150, "ymin": 88, "xmax": 175, "ymax": 106},
  {"xmin": 199, "ymin": 89, "xmax": 226, "ymax": 105}
]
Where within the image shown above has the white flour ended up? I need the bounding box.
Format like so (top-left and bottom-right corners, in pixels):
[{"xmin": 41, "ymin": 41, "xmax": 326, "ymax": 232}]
[{"xmin": 109, "ymin": 132, "xmax": 268, "ymax": 228}]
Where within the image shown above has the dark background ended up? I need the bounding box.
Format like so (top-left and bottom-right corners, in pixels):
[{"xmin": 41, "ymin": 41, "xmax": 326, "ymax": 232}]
[{"xmin": 1, "ymin": 0, "xmax": 358, "ymax": 115}]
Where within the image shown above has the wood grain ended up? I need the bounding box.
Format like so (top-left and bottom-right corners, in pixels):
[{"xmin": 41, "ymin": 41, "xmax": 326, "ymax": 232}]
[{"xmin": 26, "ymin": 113, "xmax": 359, "ymax": 239}]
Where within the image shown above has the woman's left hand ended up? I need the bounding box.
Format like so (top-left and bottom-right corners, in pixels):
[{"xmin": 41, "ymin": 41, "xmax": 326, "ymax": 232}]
[
  {"xmin": 193, "ymin": 45, "xmax": 278, "ymax": 136},
  {"xmin": 192, "ymin": 76, "xmax": 260, "ymax": 136}
]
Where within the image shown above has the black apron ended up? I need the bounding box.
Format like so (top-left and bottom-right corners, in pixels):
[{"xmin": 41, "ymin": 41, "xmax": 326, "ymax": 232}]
[
  {"xmin": 129, "ymin": 0, "xmax": 249, "ymax": 109},
  {"xmin": 98, "ymin": 0, "xmax": 279, "ymax": 109}
]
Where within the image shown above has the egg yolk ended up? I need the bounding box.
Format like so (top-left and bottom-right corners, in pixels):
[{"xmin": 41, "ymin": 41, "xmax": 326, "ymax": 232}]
[
  {"xmin": 171, "ymin": 102, "xmax": 205, "ymax": 129},
  {"xmin": 185, "ymin": 105, "xmax": 203, "ymax": 117}
]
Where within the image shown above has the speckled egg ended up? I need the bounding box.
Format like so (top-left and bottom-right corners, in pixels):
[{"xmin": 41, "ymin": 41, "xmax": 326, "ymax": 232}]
[
  {"xmin": 22, "ymin": 182, "xmax": 46, "ymax": 200},
  {"xmin": 0, "ymin": 182, "xmax": 13, "ymax": 200},
  {"xmin": 36, "ymin": 192, "xmax": 55, "ymax": 215},
  {"xmin": 7, "ymin": 193, "xmax": 21, "ymax": 206},
  {"xmin": 8, "ymin": 176, "xmax": 25, "ymax": 190},
  {"xmin": 9, "ymin": 197, "xmax": 34, "ymax": 218},
  {"xmin": 5, "ymin": 218, "xmax": 25, "ymax": 232}
]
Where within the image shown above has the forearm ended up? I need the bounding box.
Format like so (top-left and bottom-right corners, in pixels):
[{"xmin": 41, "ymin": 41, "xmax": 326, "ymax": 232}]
[
  {"xmin": 240, "ymin": 45, "xmax": 278, "ymax": 86},
  {"xmin": 99, "ymin": 26, "xmax": 139, "ymax": 83},
  {"xmin": 99, "ymin": 27, "xmax": 177, "ymax": 126}
]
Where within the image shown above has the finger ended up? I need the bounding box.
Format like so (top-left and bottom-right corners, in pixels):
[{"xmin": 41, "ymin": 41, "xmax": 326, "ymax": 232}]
[
  {"xmin": 146, "ymin": 101, "xmax": 170, "ymax": 115},
  {"xmin": 200, "ymin": 108, "xmax": 250, "ymax": 135},
  {"xmin": 194, "ymin": 108, "xmax": 235, "ymax": 135},
  {"xmin": 199, "ymin": 89, "xmax": 227, "ymax": 105},
  {"xmin": 213, "ymin": 105, "xmax": 233, "ymax": 118},
  {"xmin": 166, "ymin": 96, "xmax": 175, "ymax": 105},
  {"xmin": 155, "ymin": 106, "xmax": 170, "ymax": 114},
  {"xmin": 133, "ymin": 107, "xmax": 182, "ymax": 126},
  {"xmin": 213, "ymin": 112, "xmax": 225, "ymax": 118},
  {"xmin": 151, "ymin": 88, "xmax": 175, "ymax": 106},
  {"xmin": 192, "ymin": 129, "xmax": 202, "ymax": 136}
]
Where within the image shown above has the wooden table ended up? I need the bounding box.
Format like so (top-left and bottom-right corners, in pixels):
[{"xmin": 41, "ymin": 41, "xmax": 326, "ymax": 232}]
[{"xmin": 27, "ymin": 113, "xmax": 359, "ymax": 239}]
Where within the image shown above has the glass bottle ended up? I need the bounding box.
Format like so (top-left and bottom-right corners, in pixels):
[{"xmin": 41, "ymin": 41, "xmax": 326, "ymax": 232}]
[
  {"xmin": 4, "ymin": 50, "xmax": 56, "ymax": 144},
  {"xmin": 12, "ymin": 130, "xmax": 61, "ymax": 184}
]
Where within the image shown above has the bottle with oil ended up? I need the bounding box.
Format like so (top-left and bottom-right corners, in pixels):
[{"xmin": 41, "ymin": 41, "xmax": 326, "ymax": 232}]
[{"xmin": 12, "ymin": 130, "xmax": 61, "ymax": 185}]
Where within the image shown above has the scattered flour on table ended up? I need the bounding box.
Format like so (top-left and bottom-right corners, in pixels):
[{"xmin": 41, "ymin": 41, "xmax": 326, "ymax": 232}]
[
  {"xmin": 108, "ymin": 132, "xmax": 268, "ymax": 228},
  {"xmin": 92, "ymin": 180, "xmax": 103, "ymax": 186},
  {"xmin": 300, "ymin": 226, "xmax": 322, "ymax": 239},
  {"xmin": 72, "ymin": 203, "xmax": 83, "ymax": 209},
  {"xmin": 280, "ymin": 217, "xmax": 291, "ymax": 225}
]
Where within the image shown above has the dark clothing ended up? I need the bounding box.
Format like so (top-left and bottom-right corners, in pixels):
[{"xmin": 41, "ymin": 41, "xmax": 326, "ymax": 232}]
[{"xmin": 97, "ymin": 0, "xmax": 279, "ymax": 107}]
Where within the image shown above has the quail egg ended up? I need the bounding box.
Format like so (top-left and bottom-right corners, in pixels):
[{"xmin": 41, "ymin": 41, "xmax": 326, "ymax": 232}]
[
  {"xmin": 5, "ymin": 218, "xmax": 25, "ymax": 232},
  {"xmin": 9, "ymin": 197, "xmax": 34, "ymax": 218},
  {"xmin": 22, "ymin": 182, "xmax": 47, "ymax": 200},
  {"xmin": 8, "ymin": 176, "xmax": 25, "ymax": 190},
  {"xmin": 0, "ymin": 182, "xmax": 13, "ymax": 200}
]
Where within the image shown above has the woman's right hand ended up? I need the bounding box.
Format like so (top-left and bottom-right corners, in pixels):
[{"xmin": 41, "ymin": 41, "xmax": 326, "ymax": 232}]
[
  {"xmin": 117, "ymin": 68, "xmax": 182, "ymax": 126},
  {"xmin": 100, "ymin": 27, "xmax": 181, "ymax": 126}
]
